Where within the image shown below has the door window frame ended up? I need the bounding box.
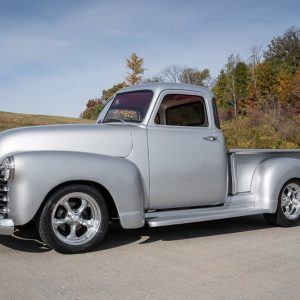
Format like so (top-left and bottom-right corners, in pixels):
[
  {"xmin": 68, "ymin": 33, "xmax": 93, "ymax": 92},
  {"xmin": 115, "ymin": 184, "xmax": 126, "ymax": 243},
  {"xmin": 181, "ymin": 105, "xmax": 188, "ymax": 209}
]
[{"xmin": 147, "ymin": 90, "xmax": 212, "ymax": 129}]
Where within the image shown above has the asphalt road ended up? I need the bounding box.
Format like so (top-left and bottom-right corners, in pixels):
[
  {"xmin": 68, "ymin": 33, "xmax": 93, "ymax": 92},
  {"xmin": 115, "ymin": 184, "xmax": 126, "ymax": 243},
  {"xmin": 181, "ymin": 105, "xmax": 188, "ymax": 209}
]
[{"xmin": 1, "ymin": 215, "xmax": 300, "ymax": 300}]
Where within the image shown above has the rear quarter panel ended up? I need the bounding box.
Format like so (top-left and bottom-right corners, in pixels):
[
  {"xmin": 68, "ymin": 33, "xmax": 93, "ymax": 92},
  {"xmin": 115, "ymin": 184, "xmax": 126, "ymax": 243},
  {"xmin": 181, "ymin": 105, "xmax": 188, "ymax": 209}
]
[
  {"xmin": 230, "ymin": 150, "xmax": 300, "ymax": 212},
  {"xmin": 251, "ymin": 157, "xmax": 300, "ymax": 211}
]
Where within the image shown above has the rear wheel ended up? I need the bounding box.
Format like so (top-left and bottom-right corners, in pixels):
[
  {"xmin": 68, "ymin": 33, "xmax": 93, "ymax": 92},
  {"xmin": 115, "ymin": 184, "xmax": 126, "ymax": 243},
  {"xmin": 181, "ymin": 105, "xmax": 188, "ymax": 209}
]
[
  {"xmin": 38, "ymin": 184, "xmax": 109, "ymax": 253},
  {"xmin": 264, "ymin": 179, "xmax": 300, "ymax": 227}
]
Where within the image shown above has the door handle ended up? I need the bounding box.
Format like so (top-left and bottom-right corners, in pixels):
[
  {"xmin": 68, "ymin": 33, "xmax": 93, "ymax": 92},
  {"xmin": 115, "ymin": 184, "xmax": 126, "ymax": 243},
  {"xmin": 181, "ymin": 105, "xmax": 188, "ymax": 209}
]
[{"xmin": 203, "ymin": 136, "xmax": 217, "ymax": 141}]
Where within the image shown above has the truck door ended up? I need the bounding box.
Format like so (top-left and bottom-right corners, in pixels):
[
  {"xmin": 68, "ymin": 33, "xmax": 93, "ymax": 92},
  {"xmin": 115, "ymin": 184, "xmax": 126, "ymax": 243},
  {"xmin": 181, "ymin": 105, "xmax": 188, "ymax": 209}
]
[{"xmin": 147, "ymin": 91, "xmax": 227, "ymax": 209}]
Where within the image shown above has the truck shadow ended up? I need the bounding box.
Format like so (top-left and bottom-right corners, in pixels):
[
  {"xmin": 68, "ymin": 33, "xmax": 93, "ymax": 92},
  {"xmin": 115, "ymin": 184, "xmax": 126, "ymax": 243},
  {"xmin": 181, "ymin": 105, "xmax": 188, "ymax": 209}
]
[
  {"xmin": 0, "ymin": 215, "xmax": 271, "ymax": 253},
  {"xmin": 97, "ymin": 215, "xmax": 271, "ymax": 251}
]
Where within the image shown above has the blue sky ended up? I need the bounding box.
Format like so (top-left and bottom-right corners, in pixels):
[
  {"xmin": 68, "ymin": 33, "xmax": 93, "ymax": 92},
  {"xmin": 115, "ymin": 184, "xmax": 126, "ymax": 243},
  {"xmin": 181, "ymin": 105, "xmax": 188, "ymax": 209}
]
[{"xmin": 0, "ymin": 0, "xmax": 299, "ymax": 117}]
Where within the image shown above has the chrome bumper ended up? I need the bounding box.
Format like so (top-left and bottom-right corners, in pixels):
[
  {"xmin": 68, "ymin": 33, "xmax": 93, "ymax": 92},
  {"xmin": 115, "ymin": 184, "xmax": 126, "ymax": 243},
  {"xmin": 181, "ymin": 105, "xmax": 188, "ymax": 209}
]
[{"xmin": 0, "ymin": 218, "xmax": 14, "ymax": 235}]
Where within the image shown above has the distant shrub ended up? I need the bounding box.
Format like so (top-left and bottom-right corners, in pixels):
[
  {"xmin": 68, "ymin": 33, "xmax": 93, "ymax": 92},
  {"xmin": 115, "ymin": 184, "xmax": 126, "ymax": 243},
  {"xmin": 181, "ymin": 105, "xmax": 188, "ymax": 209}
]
[
  {"xmin": 218, "ymin": 108, "xmax": 235, "ymax": 121},
  {"xmin": 80, "ymin": 99, "xmax": 103, "ymax": 120},
  {"xmin": 221, "ymin": 111, "xmax": 300, "ymax": 149}
]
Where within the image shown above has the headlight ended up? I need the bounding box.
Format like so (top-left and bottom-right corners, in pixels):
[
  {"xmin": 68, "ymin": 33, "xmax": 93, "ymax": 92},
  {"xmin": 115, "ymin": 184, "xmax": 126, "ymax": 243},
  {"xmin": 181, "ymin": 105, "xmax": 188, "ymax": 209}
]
[{"xmin": 0, "ymin": 156, "xmax": 15, "ymax": 182}]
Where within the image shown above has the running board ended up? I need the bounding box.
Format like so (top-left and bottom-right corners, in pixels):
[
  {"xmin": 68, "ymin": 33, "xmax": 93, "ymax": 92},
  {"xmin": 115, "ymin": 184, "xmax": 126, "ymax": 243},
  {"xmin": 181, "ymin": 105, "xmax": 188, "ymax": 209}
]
[{"xmin": 145, "ymin": 207, "xmax": 269, "ymax": 227}]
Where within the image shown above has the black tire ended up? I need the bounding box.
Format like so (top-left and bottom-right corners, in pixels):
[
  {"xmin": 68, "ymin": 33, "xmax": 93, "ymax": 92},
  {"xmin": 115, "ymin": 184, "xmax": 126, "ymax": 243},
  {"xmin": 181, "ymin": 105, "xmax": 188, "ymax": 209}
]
[
  {"xmin": 38, "ymin": 184, "xmax": 109, "ymax": 254},
  {"xmin": 264, "ymin": 179, "xmax": 300, "ymax": 227}
]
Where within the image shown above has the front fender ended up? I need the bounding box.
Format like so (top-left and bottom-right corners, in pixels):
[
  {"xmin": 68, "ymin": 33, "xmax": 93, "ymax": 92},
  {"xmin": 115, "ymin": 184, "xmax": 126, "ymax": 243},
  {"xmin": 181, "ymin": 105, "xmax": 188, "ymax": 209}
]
[
  {"xmin": 8, "ymin": 151, "xmax": 145, "ymax": 228},
  {"xmin": 251, "ymin": 157, "xmax": 300, "ymax": 212}
]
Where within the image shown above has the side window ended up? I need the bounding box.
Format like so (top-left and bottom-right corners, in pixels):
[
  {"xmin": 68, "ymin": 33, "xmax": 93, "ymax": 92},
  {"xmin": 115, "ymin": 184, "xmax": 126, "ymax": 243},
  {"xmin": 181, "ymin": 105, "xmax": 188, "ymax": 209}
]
[{"xmin": 155, "ymin": 94, "xmax": 208, "ymax": 127}]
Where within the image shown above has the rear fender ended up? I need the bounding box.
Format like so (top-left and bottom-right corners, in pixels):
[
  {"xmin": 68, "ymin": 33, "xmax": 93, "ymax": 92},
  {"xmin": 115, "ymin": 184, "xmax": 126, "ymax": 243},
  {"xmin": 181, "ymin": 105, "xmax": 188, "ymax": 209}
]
[{"xmin": 251, "ymin": 157, "xmax": 300, "ymax": 212}]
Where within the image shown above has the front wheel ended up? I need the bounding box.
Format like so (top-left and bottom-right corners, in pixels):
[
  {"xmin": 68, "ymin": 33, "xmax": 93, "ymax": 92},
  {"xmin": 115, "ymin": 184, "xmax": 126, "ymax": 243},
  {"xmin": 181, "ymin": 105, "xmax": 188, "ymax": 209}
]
[
  {"xmin": 38, "ymin": 184, "xmax": 109, "ymax": 254},
  {"xmin": 264, "ymin": 179, "xmax": 300, "ymax": 227}
]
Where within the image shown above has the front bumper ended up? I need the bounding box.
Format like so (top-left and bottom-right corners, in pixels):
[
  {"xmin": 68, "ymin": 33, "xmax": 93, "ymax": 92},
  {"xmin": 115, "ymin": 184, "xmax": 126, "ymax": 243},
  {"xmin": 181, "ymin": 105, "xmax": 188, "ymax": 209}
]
[{"xmin": 0, "ymin": 218, "xmax": 14, "ymax": 235}]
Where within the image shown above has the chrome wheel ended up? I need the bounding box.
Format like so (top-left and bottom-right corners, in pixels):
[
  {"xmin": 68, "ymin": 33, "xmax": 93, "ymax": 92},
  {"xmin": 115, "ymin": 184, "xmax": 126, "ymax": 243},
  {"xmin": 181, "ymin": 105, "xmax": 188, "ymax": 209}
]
[
  {"xmin": 51, "ymin": 192, "xmax": 102, "ymax": 245},
  {"xmin": 281, "ymin": 183, "xmax": 300, "ymax": 220}
]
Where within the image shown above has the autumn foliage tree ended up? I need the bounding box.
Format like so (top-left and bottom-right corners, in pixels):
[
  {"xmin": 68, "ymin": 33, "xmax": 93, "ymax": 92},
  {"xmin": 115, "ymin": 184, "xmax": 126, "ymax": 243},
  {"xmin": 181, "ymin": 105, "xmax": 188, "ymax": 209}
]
[
  {"xmin": 102, "ymin": 82, "xmax": 127, "ymax": 101},
  {"xmin": 80, "ymin": 99, "xmax": 103, "ymax": 120},
  {"xmin": 292, "ymin": 66, "xmax": 300, "ymax": 102},
  {"xmin": 126, "ymin": 52, "xmax": 145, "ymax": 85}
]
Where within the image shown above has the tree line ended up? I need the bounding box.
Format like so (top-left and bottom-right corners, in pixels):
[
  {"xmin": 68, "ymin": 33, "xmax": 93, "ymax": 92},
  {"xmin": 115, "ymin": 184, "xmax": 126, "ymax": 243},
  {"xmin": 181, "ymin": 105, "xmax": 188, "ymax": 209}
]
[
  {"xmin": 81, "ymin": 26, "xmax": 300, "ymax": 130},
  {"xmin": 214, "ymin": 27, "xmax": 300, "ymax": 125}
]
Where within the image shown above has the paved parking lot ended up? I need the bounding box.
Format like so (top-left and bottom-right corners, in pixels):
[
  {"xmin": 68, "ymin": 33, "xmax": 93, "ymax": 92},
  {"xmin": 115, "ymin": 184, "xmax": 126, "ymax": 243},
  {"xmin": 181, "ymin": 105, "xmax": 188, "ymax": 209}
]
[{"xmin": 1, "ymin": 215, "xmax": 300, "ymax": 299}]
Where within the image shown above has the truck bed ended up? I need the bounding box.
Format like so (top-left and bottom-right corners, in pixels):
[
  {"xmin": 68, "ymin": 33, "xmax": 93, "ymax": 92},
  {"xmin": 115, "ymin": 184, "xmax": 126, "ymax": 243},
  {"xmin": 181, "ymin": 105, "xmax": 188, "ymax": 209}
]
[{"xmin": 228, "ymin": 149, "xmax": 300, "ymax": 194}]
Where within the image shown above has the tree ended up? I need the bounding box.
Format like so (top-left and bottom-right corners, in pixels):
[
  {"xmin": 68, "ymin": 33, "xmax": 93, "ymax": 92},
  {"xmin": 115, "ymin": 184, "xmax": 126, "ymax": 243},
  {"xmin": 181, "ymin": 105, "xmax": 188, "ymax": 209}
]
[
  {"xmin": 247, "ymin": 46, "xmax": 262, "ymax": 106},
  {"xmin": 213, "ymin": 69, "xmax": 230, "ymax": 108},
  {"xmin": 80, "ymin": 99, "xmax": 103, "ymax": 120},
  {"xmin": 213, "ymin": 55, "xmax": 250, "ymax": 117},
  {"xmin": 249, "ymin": 46, "xmax": 262, "ymax": 69},
  {"xmin": 234, "ymin": 62, "xmax": 250, "ymax": 113},
  {"xmin": 254, "ymin": 61, "xmax": 282, "ymax": 126},
  {"xmin": 292, "ymin": 66, "xmax": 300, "ymax": 101},
  {"xmin": 102, "ymin": 82, "xmax": 127, "ymax": 100},
  {"xmin": 224, "ymin": 54, "xmax": 251, "ymax": 116},
  {"xmin": 180, "ymin": 68, "xmax": 210, "ymax": 86},
  {"xmin": 126, "ymin": 52, "xmax": 145, "ymax": 85},
  {"xmin": 225, "ymin": 54, "xmax": 240, "ymax": 116},
  {"xmin": 158, "ymin": 65, "xmax": 210, "ymax": 86},
  {"xmin": 276, "ymin": 66, "xmax": 294, "ymax": 108},
  {"xmin": 264, "ymin": 26, "xmax": 300, "ymax": 74},
  {"xmin": 143, "ymin": 76, "xmax": 161, "ymax": 83},
  {"xmin": 159, "ymin": 65, "xmax": 183, "ymax": 82}
]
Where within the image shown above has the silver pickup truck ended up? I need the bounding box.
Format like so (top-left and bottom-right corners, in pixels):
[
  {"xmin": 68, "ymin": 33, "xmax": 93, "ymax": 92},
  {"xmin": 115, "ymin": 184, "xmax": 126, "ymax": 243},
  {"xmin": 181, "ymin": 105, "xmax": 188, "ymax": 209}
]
[{"xmin": 1, "ymin": 83, "xmax": 300, "ymax": 253}]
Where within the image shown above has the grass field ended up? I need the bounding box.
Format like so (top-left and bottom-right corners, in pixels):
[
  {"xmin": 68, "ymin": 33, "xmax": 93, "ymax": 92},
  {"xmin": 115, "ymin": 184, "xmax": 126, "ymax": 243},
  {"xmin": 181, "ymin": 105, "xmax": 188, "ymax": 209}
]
[
  {"xmin": 1, "ymin": 110, "xmax": 299, "ymax": 149},
  {"xmin": 0, "ymin": 111, "xmax": 93, "ymax": 132}
]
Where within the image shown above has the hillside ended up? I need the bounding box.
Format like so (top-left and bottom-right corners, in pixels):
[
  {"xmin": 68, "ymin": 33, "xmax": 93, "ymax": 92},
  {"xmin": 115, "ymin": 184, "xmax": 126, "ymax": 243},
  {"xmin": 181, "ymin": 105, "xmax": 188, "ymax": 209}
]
[
  {"xmin": 0, "ymin": 111, "xmax": 94, "ymax": 132},
  {"xmin": 221, "ymin": 114, "xmax": 300, "ymax": 149},
  {"xmin": 1, "ymin": 111, "xmax": 299, "ymax": 149}
]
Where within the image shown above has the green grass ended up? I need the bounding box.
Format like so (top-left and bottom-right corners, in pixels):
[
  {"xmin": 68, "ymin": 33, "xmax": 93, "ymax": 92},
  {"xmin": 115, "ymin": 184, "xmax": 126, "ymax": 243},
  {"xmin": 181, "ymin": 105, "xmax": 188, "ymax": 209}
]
[{"xmin": 0, "ymin": 111, "xmax": 94, "ymax": 132}]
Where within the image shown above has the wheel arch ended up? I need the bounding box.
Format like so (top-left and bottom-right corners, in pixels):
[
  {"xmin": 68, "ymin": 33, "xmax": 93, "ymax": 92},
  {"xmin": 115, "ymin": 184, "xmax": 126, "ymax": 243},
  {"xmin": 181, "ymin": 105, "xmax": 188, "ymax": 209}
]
[
  {"xmin": 35, "ymin": 180, "xmax": 118, "ymax": 221},
  {"xmin": 251, "ymin": 157, "xmax": 300, "ymax": 212}
]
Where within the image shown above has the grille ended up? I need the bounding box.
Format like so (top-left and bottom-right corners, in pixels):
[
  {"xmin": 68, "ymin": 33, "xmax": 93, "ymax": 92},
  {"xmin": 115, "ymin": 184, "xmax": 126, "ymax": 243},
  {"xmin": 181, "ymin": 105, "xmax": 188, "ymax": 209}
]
[{"xmin": 0, "ymin": 182, "xmax": 9, "ymax": 216}]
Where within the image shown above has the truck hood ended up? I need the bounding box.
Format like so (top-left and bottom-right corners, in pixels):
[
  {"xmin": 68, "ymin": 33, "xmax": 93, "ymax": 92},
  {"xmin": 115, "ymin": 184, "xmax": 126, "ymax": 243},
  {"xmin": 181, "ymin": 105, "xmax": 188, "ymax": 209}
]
[{"xmin": 0, "ymin": 124, "xmax": 133, "ymax": 161}]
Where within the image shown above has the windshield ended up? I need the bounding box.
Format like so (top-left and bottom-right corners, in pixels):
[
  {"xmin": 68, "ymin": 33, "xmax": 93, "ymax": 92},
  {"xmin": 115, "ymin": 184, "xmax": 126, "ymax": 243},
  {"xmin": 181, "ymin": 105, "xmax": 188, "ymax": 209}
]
[{"xmin": 103, "ymin": 90, "xmax": 153, "ymax": 123}]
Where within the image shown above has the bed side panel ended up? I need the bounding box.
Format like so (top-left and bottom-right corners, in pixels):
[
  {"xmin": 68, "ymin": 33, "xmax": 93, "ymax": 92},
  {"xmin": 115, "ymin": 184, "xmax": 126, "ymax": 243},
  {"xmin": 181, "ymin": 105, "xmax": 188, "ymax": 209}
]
[{"xmin": 230, "ymin": 150, "xmax": 300, "ymax": 193}]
